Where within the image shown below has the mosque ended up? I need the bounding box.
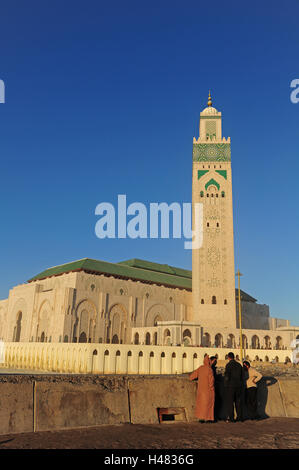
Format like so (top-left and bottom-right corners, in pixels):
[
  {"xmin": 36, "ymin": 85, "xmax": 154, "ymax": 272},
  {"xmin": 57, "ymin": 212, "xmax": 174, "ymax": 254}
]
[{"xmin": 0, "ymin": 93, "xmax": 298, "ymax": 362}]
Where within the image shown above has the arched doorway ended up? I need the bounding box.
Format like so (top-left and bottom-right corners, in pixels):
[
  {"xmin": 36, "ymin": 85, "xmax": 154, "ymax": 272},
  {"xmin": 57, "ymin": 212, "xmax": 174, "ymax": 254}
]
[
  {"xmin": 242, "ymin": 334, "xmax": 248, "ymax": 349},
  {"xmin": 183, "ymin": 329, "xmax": 192, "ymax": 346},
  {"xmin": 227, "ymin": 334, "xmax": 235, "ymax": 349},
  {"xmin": 164, "ymin": 329, "xmax": 171, "ymax": 345},
  {"xmin": 251, "ymin": 335, "xmax": 260, "ymax": 349},
  {"xmin": 215, "ymin": 333, "xmax": 223, "ymax": 348},
  {"xmin": 276, "ymin": 336, "xmax": 283, "ymax": 350},
  {"xmin": 79, "ymin": 332, "xmax": 87, "ymax": 343},
  {"xmin": 145, "ymin": 332, "xmax": 151, "ymax": 345},
  {"xmin": 264, "ymin": 336, "xmax": 271, "ymax": 349},
  {"xmin": 112, "ymin": 334, "xmax": 119, "ymax": 344},
  {"xmin": 202, "ymin": 332, "xmax": 211, "ymax": 347}
]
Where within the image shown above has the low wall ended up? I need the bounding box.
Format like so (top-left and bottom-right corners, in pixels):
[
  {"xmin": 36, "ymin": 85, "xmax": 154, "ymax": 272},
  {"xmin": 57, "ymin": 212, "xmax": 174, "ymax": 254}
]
[
  {"xmin": 0, "ymin": 373, "xmax": 298, "ymax": 435},
  {"xmin": 0, "ymin": 342, "xmax": 293, "ymax": 375}
]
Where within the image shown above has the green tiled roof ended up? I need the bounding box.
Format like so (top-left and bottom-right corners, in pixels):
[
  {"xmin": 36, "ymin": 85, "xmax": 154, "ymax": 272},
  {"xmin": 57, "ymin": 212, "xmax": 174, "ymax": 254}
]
[
  {"xmin": 28, "ymin": 258, "xmax": 192, "ymax": 290},
  {"xmin": 28, "ymin": 257, "xmax": 257, "ymax": 301}
]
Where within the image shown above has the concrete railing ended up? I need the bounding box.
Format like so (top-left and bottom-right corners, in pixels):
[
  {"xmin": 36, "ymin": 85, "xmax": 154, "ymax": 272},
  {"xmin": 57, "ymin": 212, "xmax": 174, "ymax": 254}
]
[{"xmin": 0, "ymin": 342, "xmax": 293, "ymax": 374}]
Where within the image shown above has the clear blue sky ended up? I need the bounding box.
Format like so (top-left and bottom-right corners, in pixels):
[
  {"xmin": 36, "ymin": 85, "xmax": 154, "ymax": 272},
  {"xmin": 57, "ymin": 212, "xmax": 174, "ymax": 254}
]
[{"xmin": 0, "ymin": 0, "xmax": 298, "ymax": 325}]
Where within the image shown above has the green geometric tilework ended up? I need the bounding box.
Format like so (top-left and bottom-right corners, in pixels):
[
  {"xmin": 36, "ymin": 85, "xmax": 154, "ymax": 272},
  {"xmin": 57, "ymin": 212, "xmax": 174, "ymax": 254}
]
[
  {"xmin": 197, "ymin": 170, "xmax": 209, "ymax": 179},
  {"xmin": 193, "ymin": 143, "xmax": 231, "ymax": 162},
  {"xmin": 205, "ymin": 178, "xmax": 220, "ymax": 190},
  {"xmin": 215, "ymin": 170, "xmax": 227, "ymax": 179}
]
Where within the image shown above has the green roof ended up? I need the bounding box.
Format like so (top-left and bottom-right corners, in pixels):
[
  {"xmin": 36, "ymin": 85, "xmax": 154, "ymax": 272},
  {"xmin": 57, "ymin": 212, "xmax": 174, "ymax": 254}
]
[
  {"xmin": 28, "ymin": 258, "xmax": 192, "ymax": 290},
  {"xmin": 28, "ymin": 257, "xmax": 257, "ymax": 301}
]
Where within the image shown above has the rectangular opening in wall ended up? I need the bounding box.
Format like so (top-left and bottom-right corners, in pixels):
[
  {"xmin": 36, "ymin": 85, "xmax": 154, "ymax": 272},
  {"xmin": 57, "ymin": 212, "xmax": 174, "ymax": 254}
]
[{"xmin": 157, "ymin": 407, "xmax": 186, "ymax": 424}]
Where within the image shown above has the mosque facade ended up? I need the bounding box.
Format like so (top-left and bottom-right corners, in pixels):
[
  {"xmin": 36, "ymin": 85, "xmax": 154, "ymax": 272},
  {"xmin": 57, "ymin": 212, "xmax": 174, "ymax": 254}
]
[{"xmin": 0, "ymin": 94, "xmax": 298, "ymax": 362}]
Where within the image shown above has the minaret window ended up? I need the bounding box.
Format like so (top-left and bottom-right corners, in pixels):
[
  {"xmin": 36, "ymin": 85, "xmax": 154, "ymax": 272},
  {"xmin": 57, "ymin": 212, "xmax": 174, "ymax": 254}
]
[
  {"xmin": 201, "ymin": 299, "xmax": 204, "ymax": 304},
  {"xmin": 212, "ymin": 296, "xmax": 217, "ymax": 304},
  {"xmin": 224, "ymin": 299, "xmax": 227, "ymax": 305}
]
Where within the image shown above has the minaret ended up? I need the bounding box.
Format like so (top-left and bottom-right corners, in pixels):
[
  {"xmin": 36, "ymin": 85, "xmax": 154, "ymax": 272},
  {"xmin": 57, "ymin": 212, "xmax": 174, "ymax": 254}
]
[{"xmin": 192, "ymin": 92, "xmax": 236, "ymax": 328}]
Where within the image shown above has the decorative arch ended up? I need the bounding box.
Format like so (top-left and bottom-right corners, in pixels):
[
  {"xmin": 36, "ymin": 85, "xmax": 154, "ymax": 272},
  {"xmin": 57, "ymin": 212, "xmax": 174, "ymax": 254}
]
[
  {"xmin": 36, "ymin": 299, "xmax": 52, "ymax": 342},
  {"xmin": 251, "ymin": 335, "xmax": 260, "ymax": 349},
  {"xmin": 13, "ymin": 311, "xmax": 22, "ymax": 342},
  {"xmin": 215, "ymin": 333, "xmax": 223, "ymax": 348},
  {"xmin": 205, "ymin": 178, "xmax": 220, "ymax": 191},
  {"xmin": 202, "ymin": 332, "xmax": 211, "ymax": 347},
  {"xmin": 108, "ymin": 303, "xmax": 127, "ymax": 344},
  {"xmin": 145, "ymin": 304, "xmax": 171, "ymax": 327},
  {"xmin": 73, "ymin": 299, "xmax": 97, "ymax": 343},
  {"xmin": 11, "ymin": 298, "xmax": 27, "ymax": 342}
]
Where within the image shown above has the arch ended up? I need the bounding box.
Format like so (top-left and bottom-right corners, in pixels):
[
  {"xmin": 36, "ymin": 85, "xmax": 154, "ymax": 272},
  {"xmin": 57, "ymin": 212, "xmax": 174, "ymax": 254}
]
[
  {"xmin": 73, "ymin": 299, "xmax": 97, "ymax": 343},
  {"xmin": 164, "ymin": 329, "xmax": 171, "ymax": 345},
  {"xmin": 242, "ymin": 334, "xmax": 248, "ymax": 349},
  {"xmin": 153, "ymin": 315, "xmax": 162, "ymax": 326},
  {"xmin": 183, "ymin": 328, "xmax": 192, "ymax": 347},
  {"xmin": 40, "ymin": 331, "xmax": 45, "ymax": 343},
  {"xmin": 145, "ymin": 332, "xmax": 151, "ymax": 345},
  {"xmin": 227, "ymin": 334, "xmax": 235, "ymax": 349},
  {"xmin": 205, "ymin": 178, "xmax": 220, "ymax": 191},
  {"xmin": 264, "ymin": 335, "xmax": 271, "ymax": 349},
  {"xmin": 153, "ymin": 332, "xmax": 158, "ymax": 345},
  {"xmin": 145, "ymin": 304, "xmax": 171, "ymax": 327},
  {"xmin": 134, "ymin": 332, "xmax": 139, "ymax": 345},
  {"xmin": 275, "ymin": 336, "xmax": 283, "ymax": 350},
  {"xmin": 202, "ymin": 332, "xmax": 211, "ymax": 347},
  {"xmin": 108, "ymin": 303, "xmax": 127, "ymax": 344},
  {"xmin": 112, "ymin": 334, "xmax": 119, "ymax": 344},
  {"xmin": 14, "ymin": 311, "xmax": 22, "ymax": 342},
  {"xmin": 215, "ymin": 333, "xmax": 223, "ymax": 348},
  {"xmin": 251, "ymin": 335, "xmax": 260, "ymax": 349},
  {"xmin": 183, "ymin": 329, "xmax": 191, "ymax": 338},
  {"xmin": 36, "ymin": 299, "xmax": 52, "ymax": 342},
  {"xmin": 79, "ymin": 332, "xmax": 87, "ymax": 343}
]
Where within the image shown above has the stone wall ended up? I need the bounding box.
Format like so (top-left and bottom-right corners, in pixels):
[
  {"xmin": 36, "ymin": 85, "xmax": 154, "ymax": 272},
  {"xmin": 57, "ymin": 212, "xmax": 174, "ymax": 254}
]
[{"xmin": 0, "ymin": 372, "xmax": 298, "ymax": 435}]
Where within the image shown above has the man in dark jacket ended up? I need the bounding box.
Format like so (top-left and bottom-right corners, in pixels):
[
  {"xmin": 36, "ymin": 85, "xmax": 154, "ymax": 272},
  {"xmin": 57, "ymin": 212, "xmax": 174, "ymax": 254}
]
[{"xmin": 224, "ymin": 352, "xmax": 244, "ymax": 422}]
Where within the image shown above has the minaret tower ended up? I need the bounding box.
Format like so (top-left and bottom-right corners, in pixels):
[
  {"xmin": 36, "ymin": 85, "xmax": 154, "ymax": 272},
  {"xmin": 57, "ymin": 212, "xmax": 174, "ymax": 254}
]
[{"xmin": 192, "ymin": 92, "xmax": 236, "ymax": 328}]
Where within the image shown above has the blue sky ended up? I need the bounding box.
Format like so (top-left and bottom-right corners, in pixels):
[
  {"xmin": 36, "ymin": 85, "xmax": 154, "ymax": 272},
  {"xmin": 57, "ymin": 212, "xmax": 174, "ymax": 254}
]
[{"xmin": 0, "ymin": 0, "xmax": 298, "ymax": 325}]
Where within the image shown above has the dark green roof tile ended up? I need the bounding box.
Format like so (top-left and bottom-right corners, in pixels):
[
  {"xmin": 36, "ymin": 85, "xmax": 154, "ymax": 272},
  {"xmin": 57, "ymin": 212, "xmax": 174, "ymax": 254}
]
[{"xmin": 28, "ymin": 257, "xmax": 257, "ymax": 301}]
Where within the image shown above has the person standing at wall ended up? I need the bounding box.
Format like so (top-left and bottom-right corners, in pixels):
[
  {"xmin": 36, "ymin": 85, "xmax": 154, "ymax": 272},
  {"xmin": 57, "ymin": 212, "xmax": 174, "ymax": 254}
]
[
  {"xmin": 209, "ymin": 355, "xmax": 221, "ymax": 421},
  {"xmin": 189, "ymin": 355, "xmax": 215, "ymax": 423},
  {"xmin": 243, "ymin": 361, "xmax": 262, "ymax": 420},
  {"xmin": 224, "ymin": 352, "xmax": 244, "ymax": 422}
]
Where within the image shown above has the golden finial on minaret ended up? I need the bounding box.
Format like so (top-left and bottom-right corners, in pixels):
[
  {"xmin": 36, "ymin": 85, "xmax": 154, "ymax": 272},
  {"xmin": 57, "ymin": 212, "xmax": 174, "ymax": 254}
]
[{"xmin": 207, "ymin": 90, "xmax": 212, "ymax": 107}]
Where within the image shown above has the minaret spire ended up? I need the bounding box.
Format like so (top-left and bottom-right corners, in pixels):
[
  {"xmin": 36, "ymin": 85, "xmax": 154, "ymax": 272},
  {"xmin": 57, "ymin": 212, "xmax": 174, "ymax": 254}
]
[{"xmin": 207, "ymin": 90, "xmax": 212, "ymax": 107}]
